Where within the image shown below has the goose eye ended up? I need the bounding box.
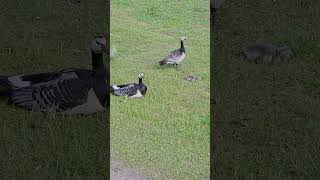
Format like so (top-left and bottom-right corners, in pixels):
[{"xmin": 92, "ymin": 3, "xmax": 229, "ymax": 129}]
[
  {"xmin": 96, "ymin": 40, "xmax": 102, "ymax": 45},
  {"xmin": 96, "ymin": 41, "xmax": 105, "ymax": 49}
]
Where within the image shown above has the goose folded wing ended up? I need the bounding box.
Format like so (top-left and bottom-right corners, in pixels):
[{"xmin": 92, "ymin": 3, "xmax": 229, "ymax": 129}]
[
  {"xmin": 15, "ymin": 69, "xmax": 83, "ymax": 87},
  {"xmin": 6, "ymin": 72, "xmax": 62, "ymax": 88},
  {"xmin": 112, "ymin": 84, "xmax": 139, "ymax": 96},
  {"xmin": 11, "ymin": 78, "xmax": 91, "ymax": 112},
  {"xmin": 166, "ymin": 50, "xmax": 183, "ymax": 62}
]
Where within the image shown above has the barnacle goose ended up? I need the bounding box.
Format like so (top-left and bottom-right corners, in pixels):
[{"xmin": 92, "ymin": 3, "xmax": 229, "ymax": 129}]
[
  {"xmin": 110, "ymin": 73, "xmax": 147, "ymax": 98},
  {"xmin": 159, "ymin": 37, "xmax": 186, "ymax": 69},
  {"xmin": 1, "ymin": 36, "xmax": 109, "ymax": 114},
  {"xmin": 240, "ymin": 43, "xmax": 295, "ymax": 64}
]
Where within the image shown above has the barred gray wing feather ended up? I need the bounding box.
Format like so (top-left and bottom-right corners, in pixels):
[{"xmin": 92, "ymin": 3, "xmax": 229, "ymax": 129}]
[
  {"xmin": 112, "ymin": 84, "xmax": 139, "ymax": 96},
  {"xmin": 11, "ymin": 78, "xmax": 91, "ymax": 112},
  {"xmin": 166, "ymin": 50, "xmax": 182, "ymax": 62}
]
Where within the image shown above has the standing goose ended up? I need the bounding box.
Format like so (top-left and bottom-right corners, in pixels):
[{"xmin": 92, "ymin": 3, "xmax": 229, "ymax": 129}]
[
  {"xmin": 0, "ymin": 36, "xmax": 107, "ymax": 90},
  {"xmin": 159, "ymin": 37, "xmax": 186, "ymax": 69},
  {"xmin": 110, "ymin": 73, "xmax": 147, "ymax": 98},
  {"xmin": 6, "ymin": 36, "xmax": 109, "ymax": 114}
]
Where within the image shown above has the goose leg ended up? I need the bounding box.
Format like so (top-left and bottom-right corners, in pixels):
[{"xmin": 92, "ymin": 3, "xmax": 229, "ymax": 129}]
[
  {"xmin": 174, "ymin": 63, "xmax": 180, "ymax": 71},
  {"xmin": 176, "ymin": 65, "xmax": 185, "ymax": 72}
]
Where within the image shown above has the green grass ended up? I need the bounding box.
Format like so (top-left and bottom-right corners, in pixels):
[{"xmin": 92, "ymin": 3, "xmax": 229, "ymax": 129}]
[
  {"xmin": 0, "ymin": 0, "xmax": 107, "ymax": 179},
  {"xmin": 213, "ymin": 0, "xmax": 320, "ymax": 179},
  {"xmin": 111, "ymin": 0, "xmax": 210, "ymax": 179}
]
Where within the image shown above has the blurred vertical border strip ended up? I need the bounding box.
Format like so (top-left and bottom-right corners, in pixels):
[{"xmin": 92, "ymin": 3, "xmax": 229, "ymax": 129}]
[
  {"xmin": 104, "ymin": 0, "xmax": 110, "ymax": 179},
  {"xmin": 210, "ymin": 0, "xmax": 216, "ymax": 179}
]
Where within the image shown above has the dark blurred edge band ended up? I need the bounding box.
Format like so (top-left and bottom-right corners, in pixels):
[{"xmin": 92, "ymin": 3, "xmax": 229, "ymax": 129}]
[
  {"xmin": 210, "ymin": 0, "xmax": 216, "ymax": 179},
  {"xmin": 104, "ymin": 0, "xmax": 110, "ymax": 179}
]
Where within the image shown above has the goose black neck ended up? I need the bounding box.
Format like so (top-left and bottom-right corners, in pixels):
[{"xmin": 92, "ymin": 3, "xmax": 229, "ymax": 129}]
[
  {"xmin": 139, "ymin": 78, "xmax": 143, "ymax": 84},
  {"xmin": 180, "ymin": 40, "xmax": 185, "ymax": 52},
  {"xmin": 91, "ymin": 51, "xmax": 106, "ymax": 76},
  {"xmin": 275, "ymin": 49, "xmax": 279, "ymax": 57}
]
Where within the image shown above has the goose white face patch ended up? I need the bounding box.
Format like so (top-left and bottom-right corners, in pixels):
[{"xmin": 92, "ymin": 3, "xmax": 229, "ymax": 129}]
[
  {"xmin": 8, "ymin": 75, "xmax": 31, "ymax": 88},
  {"xmin": 138, "ymin": 73, "xmax": 144, "ymax": 78},
  {"xmin": 91, "ymin": 37, "xmax": 106, "ymax": 53}
]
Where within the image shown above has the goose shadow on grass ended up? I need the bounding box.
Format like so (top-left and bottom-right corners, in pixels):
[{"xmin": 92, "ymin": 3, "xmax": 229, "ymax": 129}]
[
  {"xmin": 0, "ymin": 92, "xmax": 14, "ymax": 107},
  {"xmin": 0, "ymin": 95, "xmax": 109, "ymax": 118},
  {"xmin": 150, "ymin": 61, "xmax": 187, "ymax": 73}
]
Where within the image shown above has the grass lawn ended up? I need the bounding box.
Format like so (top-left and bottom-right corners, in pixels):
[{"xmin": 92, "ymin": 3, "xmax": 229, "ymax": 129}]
[
  {"xmin": 213, "ymin": 0, "xmax": 320, "ymax": 178},
  {"xmin": 0, "ymin": 0, "xmax": 107, "ymax": 179},
  {"xmin": 110, "ymin": 0, "xmax": 210, "ymax": 179}
]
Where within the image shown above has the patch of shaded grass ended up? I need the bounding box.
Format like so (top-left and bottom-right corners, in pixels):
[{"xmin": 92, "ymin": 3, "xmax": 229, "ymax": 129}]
[{"xmin": 213, "ymin": 0, "xmax": 320, "ymax": 178}]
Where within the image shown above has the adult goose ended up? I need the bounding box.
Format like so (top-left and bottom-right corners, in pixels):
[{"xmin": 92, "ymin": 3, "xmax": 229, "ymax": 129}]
[
  {"xmin": 2, "ymin": 36, "xmax": 109, "ymax": 114},
  {"xmin": 110, "ymin": 73, "xmax": 147, "ymax": 98},
  {"xmin": 159, "ymin": 37, "xmax": 186, "ymax": 69},
  {"xmin": 240, "ymin": 43, "xmax": 295, "ymax": 64}
]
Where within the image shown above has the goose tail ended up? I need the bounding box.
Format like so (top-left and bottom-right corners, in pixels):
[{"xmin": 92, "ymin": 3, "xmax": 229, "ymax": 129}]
[
  {"xmin": 0, "ymin": 76, "xmax": 12, "ymax": 97},
  {"xmin": 110, "ymin": 85, "xmax": 123, "ymax": 96},
  {"xmin": 0, "ymin": 75, "xmax": 10, "ymax": 87},
  {"xmin": 110, "ymin": 85, "xmax": 119, "ymax": 93},
  {"xmin": 159, "ymin": 59, "xmax": 167, "ymax": 66},
  {"xmin": 109, "ymin": 87, "xmax": 114, "ymax": 93}
]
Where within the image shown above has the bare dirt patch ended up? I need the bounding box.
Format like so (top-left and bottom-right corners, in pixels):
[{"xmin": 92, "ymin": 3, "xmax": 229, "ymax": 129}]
[{"xmin": 111, "ymin": 160, "xmax": 150, "ymax": 180}]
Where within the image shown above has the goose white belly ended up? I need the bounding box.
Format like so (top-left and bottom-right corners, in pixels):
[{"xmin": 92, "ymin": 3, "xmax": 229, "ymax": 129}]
[
  {"xmin": 129, "ymin": 89, "xmax": 143, "ymax": 98},
  {"xmin": 63, "ymin": 88, "xmax": 105, "ymax": 114}
]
